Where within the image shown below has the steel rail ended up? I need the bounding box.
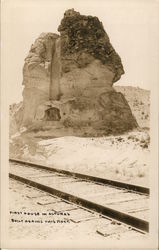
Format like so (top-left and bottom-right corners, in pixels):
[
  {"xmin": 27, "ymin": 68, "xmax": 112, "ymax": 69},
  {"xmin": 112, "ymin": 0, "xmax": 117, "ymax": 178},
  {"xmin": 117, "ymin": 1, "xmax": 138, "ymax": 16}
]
[
  {"xmin": 9, "ymin": 158, "xmax": 150, "ymax": 195},
  {"xmin": 9, "ymin": 172, "xmax": 149, "ymax": 233}
]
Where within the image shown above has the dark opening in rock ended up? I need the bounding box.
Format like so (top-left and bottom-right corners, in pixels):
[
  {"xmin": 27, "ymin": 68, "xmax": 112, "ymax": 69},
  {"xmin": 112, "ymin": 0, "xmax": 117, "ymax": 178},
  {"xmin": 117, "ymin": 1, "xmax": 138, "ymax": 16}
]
[{"xmin": 44, "ymin": 107, "xmax": 61, "ymax": 121}]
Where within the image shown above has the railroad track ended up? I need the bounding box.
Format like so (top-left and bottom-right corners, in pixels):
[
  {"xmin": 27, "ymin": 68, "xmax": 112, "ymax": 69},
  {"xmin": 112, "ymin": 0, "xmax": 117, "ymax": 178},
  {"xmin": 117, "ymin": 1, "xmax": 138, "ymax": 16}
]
[{"xmin": 9, "ymin": 158, "xmax": 149, "ymax": 234}]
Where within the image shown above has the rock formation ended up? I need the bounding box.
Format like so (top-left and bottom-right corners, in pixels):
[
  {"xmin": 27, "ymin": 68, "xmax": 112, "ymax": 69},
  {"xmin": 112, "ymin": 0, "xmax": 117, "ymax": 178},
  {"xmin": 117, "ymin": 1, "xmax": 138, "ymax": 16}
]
[
  {"xmin": 22, "ymin": 33, "xmax": 59, "ymax": 125},
  {"xmin": 20, "ymin": 9, "xmax": 137, "ymax": 136}
]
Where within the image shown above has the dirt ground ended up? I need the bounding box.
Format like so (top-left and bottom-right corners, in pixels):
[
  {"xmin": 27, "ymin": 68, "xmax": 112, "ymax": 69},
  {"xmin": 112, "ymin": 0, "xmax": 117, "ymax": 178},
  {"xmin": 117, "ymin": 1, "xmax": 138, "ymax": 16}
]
[
  {"xmin": 10, "ymin": 129, "xmax": 150, "ymax": 187},
  {"xmin": 9, "ymin": 179, "xmax": 147, "ymax": 241}
]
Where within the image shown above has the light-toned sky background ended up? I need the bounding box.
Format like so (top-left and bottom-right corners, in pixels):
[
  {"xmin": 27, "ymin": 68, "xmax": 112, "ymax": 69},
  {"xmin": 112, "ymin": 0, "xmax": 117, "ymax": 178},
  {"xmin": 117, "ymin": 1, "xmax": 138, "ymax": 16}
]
[{"xmin": 1, "ymin": 0, "xmax": 159, "ymax": 104}]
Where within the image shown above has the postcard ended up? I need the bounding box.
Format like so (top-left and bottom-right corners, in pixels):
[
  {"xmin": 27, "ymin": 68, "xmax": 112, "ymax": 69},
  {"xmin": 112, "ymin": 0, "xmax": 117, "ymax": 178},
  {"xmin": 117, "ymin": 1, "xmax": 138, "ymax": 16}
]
[{"xmin": 1, "ymin": 0, "xmax": 158, "ymax": 249}]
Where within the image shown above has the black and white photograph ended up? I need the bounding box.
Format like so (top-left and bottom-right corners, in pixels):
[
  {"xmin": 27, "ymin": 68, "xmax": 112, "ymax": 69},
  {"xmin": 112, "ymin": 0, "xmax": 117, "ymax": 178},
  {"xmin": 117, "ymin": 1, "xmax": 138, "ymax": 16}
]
[{"xmin": 1, "ymin": 0, "xmax": 159, "ymax": 249}]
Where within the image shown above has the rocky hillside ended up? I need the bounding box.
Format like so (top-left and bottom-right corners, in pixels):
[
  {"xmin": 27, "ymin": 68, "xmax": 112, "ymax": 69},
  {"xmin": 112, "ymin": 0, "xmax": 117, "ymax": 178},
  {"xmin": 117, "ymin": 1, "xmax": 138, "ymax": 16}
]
[
  {"xmin": 9, "ymin": 102, "xmax": 23, "ymax": 135},
  {"xmin": 115, "ymin": 86, "xmax": 150, "ymax": 129}
]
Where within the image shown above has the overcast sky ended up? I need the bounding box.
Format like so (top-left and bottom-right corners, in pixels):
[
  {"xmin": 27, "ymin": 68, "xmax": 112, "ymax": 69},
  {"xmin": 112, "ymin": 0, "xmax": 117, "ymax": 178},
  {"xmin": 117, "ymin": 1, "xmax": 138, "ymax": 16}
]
[{"xmin": 1, "ymin": 0, "xmax": 159, "ymax": 104}]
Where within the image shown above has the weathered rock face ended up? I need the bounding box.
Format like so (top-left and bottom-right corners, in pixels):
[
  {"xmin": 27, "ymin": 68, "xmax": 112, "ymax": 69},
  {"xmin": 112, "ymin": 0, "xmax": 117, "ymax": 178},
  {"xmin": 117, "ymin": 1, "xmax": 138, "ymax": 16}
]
[
  {"xmin": 22, "ymin": 33, "xmax": 59, "ymax": 125},
  {"xmin": 58, "ymin": 9, "xmax": 124, "ymax": 83},
  {"xmin": 20, "ymin": 9, "xmax": 137, "ymax": 135}
]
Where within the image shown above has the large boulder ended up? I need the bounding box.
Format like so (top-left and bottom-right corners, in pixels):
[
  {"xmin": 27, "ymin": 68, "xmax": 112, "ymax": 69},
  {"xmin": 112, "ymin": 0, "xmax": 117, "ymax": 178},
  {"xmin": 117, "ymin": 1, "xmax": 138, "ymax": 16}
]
[
  {"xmin": 20, "ymin": 9, "xmax": 137, "ymax": 135},
  {"xmin": 58, "ymin": 9, "xmax": 124, "ymax": 84}
]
